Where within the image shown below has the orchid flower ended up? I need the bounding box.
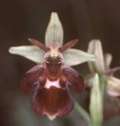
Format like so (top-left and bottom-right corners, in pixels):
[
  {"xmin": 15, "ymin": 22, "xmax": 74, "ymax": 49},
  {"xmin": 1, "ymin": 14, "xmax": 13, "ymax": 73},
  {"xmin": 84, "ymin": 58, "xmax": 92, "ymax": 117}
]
[
  {"xmin": 87, "ymin": 40, "xmax": 120, "ymax": 126},
  {"xmin": 88, "ymin": 39, "xmax": 120, "ymax": 97},
  {"xmin": 9, "ymin": 12, "xmax": 95, "ymax": 120}
]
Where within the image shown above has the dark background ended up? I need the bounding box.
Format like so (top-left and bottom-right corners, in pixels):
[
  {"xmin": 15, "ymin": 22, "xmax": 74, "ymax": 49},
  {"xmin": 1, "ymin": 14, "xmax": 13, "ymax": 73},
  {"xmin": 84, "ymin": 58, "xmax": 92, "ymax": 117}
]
[{"xmin": 0, "ymin": 0, "xmax": 120, "ymax": 126}]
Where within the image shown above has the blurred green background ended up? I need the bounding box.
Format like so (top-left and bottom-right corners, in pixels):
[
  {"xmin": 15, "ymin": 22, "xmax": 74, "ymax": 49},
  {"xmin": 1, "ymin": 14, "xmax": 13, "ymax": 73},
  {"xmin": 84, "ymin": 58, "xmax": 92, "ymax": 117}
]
[{"xmin": 0, "ymin": 0, "xmax": 120, "ymax": 126}]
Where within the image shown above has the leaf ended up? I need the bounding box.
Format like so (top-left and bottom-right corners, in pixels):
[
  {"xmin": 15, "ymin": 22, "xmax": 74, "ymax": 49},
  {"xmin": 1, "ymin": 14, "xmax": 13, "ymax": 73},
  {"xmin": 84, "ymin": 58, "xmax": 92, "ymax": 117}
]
[
  {"xmin": 63, "ymin": 49, "xmax": 95, "ymax": 66},
  {"xmin": 9, "ymin": 46, "xmax": 45, "ymax": 63},
  {"xmin": 45, "ymin": 12, "xmax": 64, "ymax": 47}
]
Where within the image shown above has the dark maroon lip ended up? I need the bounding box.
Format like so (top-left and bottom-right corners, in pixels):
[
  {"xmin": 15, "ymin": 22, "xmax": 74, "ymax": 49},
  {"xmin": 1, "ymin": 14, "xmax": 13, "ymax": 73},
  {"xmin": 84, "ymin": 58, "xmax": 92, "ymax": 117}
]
[
  {"xmin": 32, "ymin": 86, "xmax": 73, "ymax": 118},
  {"xmin": 21, "ymin": 62, "xmax": 84, "ymax": 119}
]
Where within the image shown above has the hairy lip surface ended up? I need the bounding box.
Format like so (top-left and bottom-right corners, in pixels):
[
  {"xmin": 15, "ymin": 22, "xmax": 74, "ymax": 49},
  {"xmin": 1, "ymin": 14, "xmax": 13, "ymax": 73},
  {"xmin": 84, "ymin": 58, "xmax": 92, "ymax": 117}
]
[{"xmin": 32, "ymin": 86, "xmax": 73, "ymax": 119}]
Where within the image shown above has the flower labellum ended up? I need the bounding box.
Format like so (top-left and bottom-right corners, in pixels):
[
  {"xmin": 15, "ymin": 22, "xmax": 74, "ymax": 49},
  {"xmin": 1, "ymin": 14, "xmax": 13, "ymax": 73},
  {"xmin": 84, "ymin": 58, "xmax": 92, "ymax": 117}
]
[{"xmin": 9, "ymin": 12, "xmax": 95, "ymax": 120}]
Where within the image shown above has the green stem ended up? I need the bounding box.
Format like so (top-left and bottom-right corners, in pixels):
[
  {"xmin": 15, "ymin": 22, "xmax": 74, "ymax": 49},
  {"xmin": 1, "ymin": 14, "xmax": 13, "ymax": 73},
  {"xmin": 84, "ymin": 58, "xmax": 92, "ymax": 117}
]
[
  {"xmin": 75, "ymin": 102, "xmax": 91, "ymax": 126},
  {"xmin": 89, "ymin": 74, "xmax": 106, "ymax": 126}
]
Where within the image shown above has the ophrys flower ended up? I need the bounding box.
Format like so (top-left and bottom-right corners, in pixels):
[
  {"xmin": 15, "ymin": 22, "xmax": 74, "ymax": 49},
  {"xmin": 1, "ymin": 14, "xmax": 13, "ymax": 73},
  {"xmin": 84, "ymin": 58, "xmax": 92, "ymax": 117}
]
[{"xmin": 9, "ymin": 12, "xmax": 95, "ymax": 120}]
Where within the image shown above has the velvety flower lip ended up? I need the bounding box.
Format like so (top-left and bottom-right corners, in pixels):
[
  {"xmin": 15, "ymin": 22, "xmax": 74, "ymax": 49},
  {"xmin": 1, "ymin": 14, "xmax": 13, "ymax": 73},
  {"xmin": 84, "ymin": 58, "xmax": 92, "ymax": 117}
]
[
  {"xmin": 32, "ymin": 86, "xmax": 73, "ymax": 120},
  {"xmin": 9, "ymin": 12, "xmax": 95, "ymax": 120},
  {"xmin": 21, "ymin": 63, "xmax": 85, "ymax": 120},
  {"xmin": 88, "ymin": 39, "xmax": 120, "ymax": 97}
]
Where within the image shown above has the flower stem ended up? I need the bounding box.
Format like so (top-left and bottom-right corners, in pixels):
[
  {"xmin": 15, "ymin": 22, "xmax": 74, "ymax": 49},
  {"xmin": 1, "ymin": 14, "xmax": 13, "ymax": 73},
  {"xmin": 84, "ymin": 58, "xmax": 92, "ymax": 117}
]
[
  {"xmin": 89, "ymin": 74, "xmax": 104, "ymax": 126},
  {"xmin": 75, "ymin": 102, "xmax": 91, "ymax": 126},
  {"xmin": 66, "ymin": 84, "xmax": 91, "ymax": 125}
]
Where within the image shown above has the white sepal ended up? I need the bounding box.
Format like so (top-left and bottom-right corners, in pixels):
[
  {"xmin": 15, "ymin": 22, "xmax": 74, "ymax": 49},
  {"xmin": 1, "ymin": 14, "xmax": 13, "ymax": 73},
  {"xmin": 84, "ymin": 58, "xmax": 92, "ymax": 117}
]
[
  {"xmin": 9, "ymin": 46, "xmax": 45, "ymax": 63},
  {"xmin": 88, "ymin": 40, "xmax": 105, "ymax": 73},
  {"xmin": 45, "ymin": 12, "xmax": 64, "ymax": 47},
  {"xmin": 63, "ymin": 48, "xmax": 95, "ymax": 66},
  {"xmin": 104, "ymin": 53, "xmax": 112, "ymax": 70}
]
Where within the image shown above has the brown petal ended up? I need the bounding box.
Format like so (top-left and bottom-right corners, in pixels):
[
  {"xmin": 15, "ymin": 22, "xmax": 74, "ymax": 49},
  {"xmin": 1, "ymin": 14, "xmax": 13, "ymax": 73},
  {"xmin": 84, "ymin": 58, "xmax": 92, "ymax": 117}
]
[
  {"xmin": 62, "ymin": 66, "xmax": 85, "ymax": 92},
  {"xmin": 28, "ymin": 38, "xmax": 49, "ymax": 52},
  {"xmin": 59, "ymin": 39, "xmax": 79, "ymax": 52},
  {"xmin": 32, "ymin": 86, "xmax": 73, "ymax": 120},
  {"xmin": 20, "ymin": 65, "xmax": 44, "ymax": 94}
]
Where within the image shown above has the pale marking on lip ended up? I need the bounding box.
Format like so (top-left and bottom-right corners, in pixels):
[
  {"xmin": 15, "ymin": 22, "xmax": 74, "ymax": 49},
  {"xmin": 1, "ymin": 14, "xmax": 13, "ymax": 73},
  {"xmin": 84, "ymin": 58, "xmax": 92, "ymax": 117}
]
[
  {"xmin": 44, "ymin": 79, "xmax": 61, "ymax": 89},
  {"xmin": 44, "ymin": 112, "xmax": 58, "ymax": 120}
]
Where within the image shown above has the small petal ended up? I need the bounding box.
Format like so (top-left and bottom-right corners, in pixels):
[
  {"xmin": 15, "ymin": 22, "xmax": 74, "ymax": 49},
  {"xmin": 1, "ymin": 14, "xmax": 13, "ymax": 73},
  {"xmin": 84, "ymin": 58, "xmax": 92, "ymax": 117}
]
[
  {"xmin": 9, "ymin": 46, "xmax": 45, "ymax": 63},
  {"xmin": 45, "ymin": 12, "xmax": 64, "ymax": 47},
  {"xmin": 28, "ymin": 38, "xmax": 49, "ymax": 52},
  {"xmin": 107, "ymin": 76, "xmax": 120, "ymax": 97},
  {"xmin": 104, "ymin": 53, "xmax": 112, "ymax": 70},
  {"xmin": 88, "ymin": 39, "xmax": 105, "ymax": 73},
  {"xmin": 105, "ymin": 66, "xmax": 120, "ymax": 76},
  {"xmin": 59, "ymin": 39, "xmax": 78, "ymax": 52},
  {"xmin": 63, "ymin": 49, "xmax": 95, "ymax": 66}
]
